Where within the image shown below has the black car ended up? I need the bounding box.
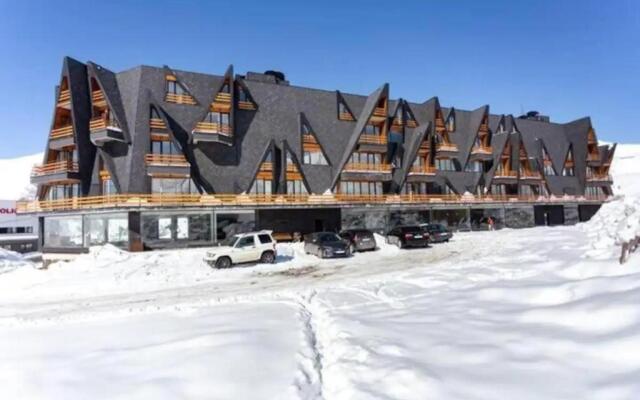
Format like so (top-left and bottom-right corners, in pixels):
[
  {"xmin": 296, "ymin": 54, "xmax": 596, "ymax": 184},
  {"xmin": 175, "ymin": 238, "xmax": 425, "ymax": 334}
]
[
  {"xmin": 420, "ymin": 223, "xmax": 453, "ymax": 243},
  {"xmin": 304, "ymin": 232, "xmax": 351, "ymax": 258},
  {"xmin": 386, "ymin": 226, "xmax": 429, "ymax": 248},
  {"xmin": 339, "ymin": 229, "xmax": 377, "ymax": 253}
]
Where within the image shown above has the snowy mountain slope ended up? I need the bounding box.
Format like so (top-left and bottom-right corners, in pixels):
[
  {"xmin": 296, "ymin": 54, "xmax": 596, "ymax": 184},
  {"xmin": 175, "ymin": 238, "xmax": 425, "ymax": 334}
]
[
  {"xmin": 0, "ymin": 143, "xmax": 639, "ymax": 399},
  {"xmin": 0, "ymin": 152, "xmax": 41, "ymax": 200},
  {"xmin": 610, "ymin": 144, "xmax": 640, "ymax": 197}
]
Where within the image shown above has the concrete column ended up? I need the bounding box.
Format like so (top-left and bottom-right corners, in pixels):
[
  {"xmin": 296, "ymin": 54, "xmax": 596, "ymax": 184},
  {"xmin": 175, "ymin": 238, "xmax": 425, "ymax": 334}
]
[{"xmin": 128, "ymin": 211, "xmax": 143, "ymax": 252}]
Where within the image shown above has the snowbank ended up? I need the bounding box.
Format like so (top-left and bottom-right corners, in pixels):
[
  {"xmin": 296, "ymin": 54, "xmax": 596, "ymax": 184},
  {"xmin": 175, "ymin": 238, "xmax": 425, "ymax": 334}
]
[
  {"xmin": 0, "ymin": 152, "xmax": 42, "ymax": 200},
  {"xmin": 0, "ymin": 248, "xmax": 33, "ymax": 274}
]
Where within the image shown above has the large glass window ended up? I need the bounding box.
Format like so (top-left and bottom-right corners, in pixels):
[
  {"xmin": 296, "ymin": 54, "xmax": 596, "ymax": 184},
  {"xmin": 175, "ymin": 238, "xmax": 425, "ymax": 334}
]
[
  {"xmin": 287, "ymin": 180, "xmax": 308, "ymax": 195},
  {"xmin": 84, "ymin": 213, "xmax": 129, "ymax": 247},
  {"xmin": 436, "ymin": 158, "xmax": 456, "ymax": 171},
  {"xmin": 167, "ymin": 80, "xmax": 185, "ymax": 95},
  {"xmin": 303, "ymin": 150, "xmax": 328, "ymax": 165},
  {"xmin": 216, "ymin": 211, "xmax": 255, "ymax": 241},
  {"xmin": 151, "ymin": 178, "xmax": 198, "ymax": 194},
  {"xmin": 203, "ymin": 111, "xmax": 230, "ymax": 126},
  {"xmin": 465, "ymin": 161, "xmax": 482, "ymax": 172},
  {"xmin": 249, "ymin": 179, "xmax": 272, "ymax": 195},
  {"xmin": 349, "ymin": 152, "xmax": 381, "ymax": 165},
  {"xmin": 339, "ymin": 181, "xmax": 383, "ymax": 195},
  {"xmin": 46, "ymin": 184, "xmax": 79, "ymax": 201},
  {"xmin": 44, "ymin": 216, "xmax": 83, "ymax": 247},
  {"xmin": 151, "ymin": 140, "xmax": 181, "ymax": 155},
  {"xmin": 563, "ymin": 166, "xmax": 575, "ymax": 177},
  {"xmin": 142, "ymin": 212, "xmax": 213, "ymax": 247}
]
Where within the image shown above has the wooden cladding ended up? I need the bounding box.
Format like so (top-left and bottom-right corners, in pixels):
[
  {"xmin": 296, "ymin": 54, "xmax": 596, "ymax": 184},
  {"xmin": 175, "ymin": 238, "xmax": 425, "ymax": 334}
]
[
  {"xmin": 238, "ymin": 100, "xmax": 256, "ymax": 110},
  {"xmin": 343, "ymin": 163, "xmax": 392, "ymax": 172},
  {"xmin": 91, "ymin": 90, "xmax": 106, "ymax": 107},
  {"xmin": 32, "ymin": 160, "xmax": 79, "ymax": 176},
  {"xmin": 471, "ymin": 145, "xmax": 492, "ymax": 155},
  {"xmin": 436, "ymin": 142, "xmax": 458, "ymax": 152},
  {"xmin": 520, "ymin": 170, "xmax": 542, "ymax": 179},
  {"xmin": 214, "ymin": 92, "xmax": 231, "ymax": 103},
  {"xmin": 408, "ymin": 165, "xmax": 436, "ymax": 175},
  {"xmin": 259, "ymin": 162, "xmax": 273, "ymax": 172},
  {"xmin": 145, "ymin": 154, "xmax": 189, "ymax": 166},
  {"xmin": 150, "ymin": 118, "xmax": 167, "ymax": 131},
  {"xmin": 193, "ymin": 122, "xmax": 232, "ymax": 136},
  {"xmin": 494, "ymin": 170, "xmax": 518, "ymax": 178},
  {"xmin": 57, "ymin": 89, "xmax": 71, "ymax": 107},
  {"xmin": 339, "ymin": 112, "xmax": 355, "ymax": 121},
  {"xmin": 50, "ymin": 125, "xmax": 74, "ymax": 140},
  {"xmin": 165, "ymin": 93, "xmax": 197, "ymax": 105}
]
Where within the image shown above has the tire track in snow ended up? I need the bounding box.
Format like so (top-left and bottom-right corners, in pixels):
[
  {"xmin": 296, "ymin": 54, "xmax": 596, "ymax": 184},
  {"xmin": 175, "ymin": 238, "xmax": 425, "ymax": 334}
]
[{"xmin": 292, "ymin": 291, "xmax": 324, "ymax": 399}]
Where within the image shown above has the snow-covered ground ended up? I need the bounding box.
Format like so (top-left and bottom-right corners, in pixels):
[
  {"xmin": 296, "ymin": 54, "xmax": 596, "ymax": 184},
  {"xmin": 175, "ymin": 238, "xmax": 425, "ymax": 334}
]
[{"xmin": 0, "ymin": 144, "xmax": 639, "ymax": 399}]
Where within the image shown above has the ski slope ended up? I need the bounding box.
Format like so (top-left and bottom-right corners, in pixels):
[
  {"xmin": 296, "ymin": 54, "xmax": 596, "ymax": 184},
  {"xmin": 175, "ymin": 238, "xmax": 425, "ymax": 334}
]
[{"xmin": 0, "ymin": 144, "xmax": 639, "ymax": 399}]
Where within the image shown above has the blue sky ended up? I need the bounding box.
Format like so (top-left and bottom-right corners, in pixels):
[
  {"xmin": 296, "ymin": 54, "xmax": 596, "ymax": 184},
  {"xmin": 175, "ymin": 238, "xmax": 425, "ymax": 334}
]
[{"xmin": 0, "ymin": 0, "xmax": 638, "ymax": 157}]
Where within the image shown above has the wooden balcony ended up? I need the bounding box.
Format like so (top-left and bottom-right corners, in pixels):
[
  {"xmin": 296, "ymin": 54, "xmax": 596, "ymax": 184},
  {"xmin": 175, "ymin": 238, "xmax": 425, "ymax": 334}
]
[
  {"xmin": 343, "ymin": 163, "xmax": 392, "ymax": 173},
  {"xmin": 238, "ymin": 100, "xmax": 256, "ymax": 110},
  {"xmin": 587, "ymin": 152, "xmax": 600, "ymax": 162},
  {"xmin": 520, "ymin": 170, "xmax": 542, "ymax": 180},
  {"xmin": 302, "ymin": 135, "xmax": 318, "ymax": 145},
  {"xmin": 494, "ymin": 170, "xmax": 518, "ymax": 180},
  {"xmin": 16, "ymin": 191, "xmax": 612, "ymax": 214},
  {"xmin": 370, "ymin": 107, "xmax": 386, "ymax": 122},
  {"xmin": 339, "ymin": 112, "xmax": 354, "ymax": 121},
  {"xmin": 471, "ymin": 145, "xmax": 492, "ymax": 155},
  {"xmin": 358, "ymin": 134, "xmax": 388, "ymax": 145},
  {"xmin": 436, "ymin": 142, "xmax": 458, "ymax": 153},
  {"xmin": 57, "ymin": 89, "xmax": 71, "ymax": 107},
  {"xmin": 587, "ymin": 174, "xmax": 613, "ymax": 182},
  {"xmin": 91, "ymin": 90, "xmax": 106, "ymax": 107},
  {"xmin": 214, "ymin": 92, "xmax": 231, "ymax": 103},
  {"xmin": 150, "ymin": 118, "xmax": 167, "ymax": 131},
  {"xmin": 193, "ymin": 122, "xmax": 231, "ymax": 135},
  {"xmin": 50, "ymin": 125, "xmax": 74, "ymax": 140},
  {"xmin": 145, "ymin": 154, "xmax": 189, "ymax": 167},
  {"xmin": 408, "ymin": 166, "xmax": 436, "ymax": 175},
  {"xmin": 165, "ymin": 93, "xmax": 197, "ymax": 105},
  {"xmin": 435, "ymin": 119, "xmax": 446, "ymax": 132},
  {"xmin": 406, "ymin": 120, "xmax": 417, "ymax": 128},
  {"xmin": 31, "ymin": 160, "xmax": 80, "ymax": 184},
  {"xmin": 286, "ymin": 163, "xmax": 299, "ymax": 173},
  {"xmin": 259, "ymin": 162, "xmax": 273, "ymax": 172},
  {"xmin": 90, "ymin": 117, "xmax": 124, "ymax": 145}
]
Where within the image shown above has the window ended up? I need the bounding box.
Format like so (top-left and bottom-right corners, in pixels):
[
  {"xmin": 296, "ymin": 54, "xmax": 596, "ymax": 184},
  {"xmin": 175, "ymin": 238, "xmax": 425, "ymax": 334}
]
[
  {"xmin": 303, "ymin": 150, "xmax": 328, "ymax": 165},
  {"xmin": 563, "ymin": 166, "xmax": 575, "ymax": 177},
  {"xmin": 349, "ymin": 152, "xmax": 381, "ymax": 165},
  {"xmin": 220, "ymin": 82, "xmax": 230, "ymax": 93},
  {"xmin": 363, "ymin": 124, "xmax": 381, "ymax": 136},
  {"xmin": 436, "ymin": 158, "xmax": 456, "ymax": 171},
  {"xmin": 544, "ymin": 164, "xmax": 556, "ymax": 176},
  {"xmin": 498, "ymin": 121, "xmax": 506, "ymax": 133},
  {"xmin": 287, "ymin": 180, "xmax": 308, "ymax": 195},
  {"xmin": 258, "ymin": 234, "xmax": 273, "ymax": 244},
  {"xmin": 446, "ymin": 114, "xmax": 455, "ymax": 132},
  {"xmin": 401, "ymin": 182, "xmax": 428, "ymax": 195},
  {"xmin": 166, "ymin": 80, "xmax": 186, "ymax": 95},
  {"xmin": 152, "ymin": 178, "xmax": 198, "ymax": 194},
  {"xmin": 465, "ymin": 161, "xmax": 482, "ymax": 173},
  {"xmin": 249, "ymin": 179, "xmax": 272, "ymax": 195},
  {"xmin": 150, "ymin": 107, "xmax": 161, "ymax": 120},
  {"xmin": 339, "ymin": 181, "xmax": 383, "ymax": 195},
  {"xmin": 103, "ymin": 179, "xmax": 116, "ymax": 196},
  {"xmin": 46, "ymin": 184, "xmax": 79, "ymax": 201},
  {"xmin": 236, "ymin": 236, "xmax": 255, "ymax": 248},
  {"xmin": 151, "ymin": 140, "xmax": 181, "ymax": 155},
  {"xmin": 238, "ymin": 86, "xmax": 250, "ymax": 102},
  {"xmin": 203, "ymin": 111, "xmax": 230, "ymax": 126}
]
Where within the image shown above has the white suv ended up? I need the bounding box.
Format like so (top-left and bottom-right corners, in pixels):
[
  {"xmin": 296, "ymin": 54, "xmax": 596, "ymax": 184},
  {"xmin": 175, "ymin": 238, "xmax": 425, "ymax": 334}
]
[{"xmin": 204, "ymin": 231, "xmax": 277, "ymax": 269}]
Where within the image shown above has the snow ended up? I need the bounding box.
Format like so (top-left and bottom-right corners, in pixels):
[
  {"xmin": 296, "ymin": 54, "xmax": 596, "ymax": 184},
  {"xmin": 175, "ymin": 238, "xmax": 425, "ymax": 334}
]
[
  {"xmin": 0, "ymin": 152, "xmax": 42, "ymax": 200},
  {"xmin": 0, "ymin": 144, "xmax": 639, "ymax": 399}
]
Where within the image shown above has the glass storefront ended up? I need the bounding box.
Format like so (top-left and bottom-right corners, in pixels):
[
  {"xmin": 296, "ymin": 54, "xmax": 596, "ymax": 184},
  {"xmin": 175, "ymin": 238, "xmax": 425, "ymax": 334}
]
[
  {"xmin": 216, "ymin": 211, "xmax": 255, "ymax": 241},
  {"xmin": 431, "ymin": 209, "xmax": 470, "ymax": 231},
  {"xmin": 83, "ymin": 213, "xmax": 129, "ymax": 247},
  {"xmin": 44, "ymin": 215, "xmax": 83, "ymax": 247},
  {"xmin": 142, "ymin": 212, "xmax": 213, "ymax": 248}
]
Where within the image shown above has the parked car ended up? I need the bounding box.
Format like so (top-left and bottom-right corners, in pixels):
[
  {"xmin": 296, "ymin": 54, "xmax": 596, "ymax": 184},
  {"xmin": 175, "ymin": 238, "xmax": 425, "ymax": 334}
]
[
  {"xmin": 339, "ymin": 229, "xmax": 377, "ymax": 253},
  {"xmin": 386, "ymin": 226, "xmax": 430, "ymax": 248},
  {"xmin": 420, "ymin": 223, "xmax": 453, "ymax": 243},
  {"xmin": 204, "ymin": 231, "xmax": 277, "ymax": 268},
  {"xmin": 304, "ymin": 232, "xmax": 352, "ymax": 258}
]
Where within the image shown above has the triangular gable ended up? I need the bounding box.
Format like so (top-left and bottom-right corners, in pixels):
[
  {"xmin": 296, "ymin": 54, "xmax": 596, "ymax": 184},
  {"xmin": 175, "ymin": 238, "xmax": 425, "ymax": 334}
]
[
  {"xmin": 461, "ymin": 105, "xmax": 489, "ymax": 168},
  {"xmin": 540, "ymin": 141, "xmax": 558, "ymax": 175},
  {"xmin": 149, "ymin": 99, "xmax": 192, "ymax": 160},
  {"xmin": 299, "ymin": 113, "xmax": 330, "ymax": 165},
  {"xmin": 330, "ymin": 84, "xmax": 388, "ymax": 189},
  {"xmin": 247, "ymin": 140, "xmax": 277, "ymax": 192},
  {"xmin": 87, "ymin": 62, "xmax": 130, "ymax": 143},
  {"xmin": 336, "ymin": 91, "xmax": 356, "ymax": 121},
  {"xmin": 283, "ymin": 141, "xmax": 311, "ymax": 194},
  {"xmin": 236, "ymin": 78, "xmax": 257, "ymax": 110},
  {"xmin": 403, "ymin": 101, "xmax": 419, "ymax": 128},
  {"xmin": 162, "ymin": 65, "xmax": 198, "ymax": 105},
  {"xmin": 95, "ymin": 149, "xmax": 122, "ymax": 193},
  {"xmin": 445, "ymin": 107, "xmax": 456, "ymax": 132}
]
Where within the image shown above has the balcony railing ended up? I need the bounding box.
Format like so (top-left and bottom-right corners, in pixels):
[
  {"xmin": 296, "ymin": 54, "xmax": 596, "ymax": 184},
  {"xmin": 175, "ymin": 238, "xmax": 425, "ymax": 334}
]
[
  {"xmin": 91, "ymin": 90, "xmax": 106, "ymax": 105},
  {"xmin": 587, "ymin": 152, "xmax": 600, "ymax": 161},
  {"xmin": 90, "ymin": 117, "xmax": 119, "ymax": 132},
  {"xmin": 193, "ymin": 122, "xmax": 232, "ymax": 136},
  {"xmin": 31, "ymin": 160, "xmax": 79, "ymax": 177},
  {"xmin": 436, "ymin": 142, "xmax": 458, "ymax": 152},
  {"xmin": 286, "ymin": 164, "xmax": 299, "ymax": 172},
  {"xmin": 372, "ymin": 107, "xmax": 386, "ymax": 118},
  {"xmin": 259, "ymin": 162, "xmax": 273, "ymax": 172},
  {"xmin": 50, "ymin": 125, "xmax": 74, "ymax": 140},
  {"xmin": 520, "ymin": 170, "xmax": 542, "ymax": 179},
  {"xmin": 406, "ymin": 120, "xmax": 417, "ymax": 128},
  {"xmin": 238, "ymin": 100, "xmax": 256, "ymax": 110},
  {"xmin": 57, "ymin": 89, "xmax": 70, "ymax": 106},
  {"xmin": 494, "ymin": 170, "xmax": 518, "ymax": 178},
  {"xmin": 358, "ymin": 134, "xmax": 388, "ymax": 145},
  {"xmin": 17, "ymin": 193, "xmax": 612, "ymax": 214},
  {"xmin": 471, "ymin": 145, "xmax": 492, "ymax": 155},
  {"xmin": 408, "ymin": 165, "xmax": 436, "ymax": 175},
  {"xmin": 165, "ymin": 93, "xmax": 197, "ymax": 105},
  {"xmin": 343, "ymin": 163, "xmax": 392, "ymax": 173},
  {"xmin": 339, "ymin": 112, "xmax": 354, "ymax": 121},
  {"xmin": 302, "ymin": 135, "xmax": 317, "ymax": 144},
  {"xmin": 587, "ymin": 174, "xmax": 613, "ymax": 182},
  {"xmin": 145, "ymin": 154, "xmax": 189, "ymax": 166},
  {"xmin": 150, "ymin": 118, "xmax": 167, "ymax": 131},
  {"xmin": 214, "ymin": 92, "xmax": 231, "ymax": 103}
]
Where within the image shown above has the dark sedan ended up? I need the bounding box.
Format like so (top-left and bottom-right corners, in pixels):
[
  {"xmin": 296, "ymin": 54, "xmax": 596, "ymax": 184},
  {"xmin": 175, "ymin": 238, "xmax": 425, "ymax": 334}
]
[
  {"xmin": 420, "ymin": 223, "xmax": 453, "ymax": 243},
  {"xmin": 304, "ymin": 232, "xmax": 352, "ymax": 259},
  {"xmin": 386, "ymin": 226, "xmax": 429, "ymax": 249},
  {"xmin": 339, "ymin": 229, "xmax": 377, "ymax": 253}
]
